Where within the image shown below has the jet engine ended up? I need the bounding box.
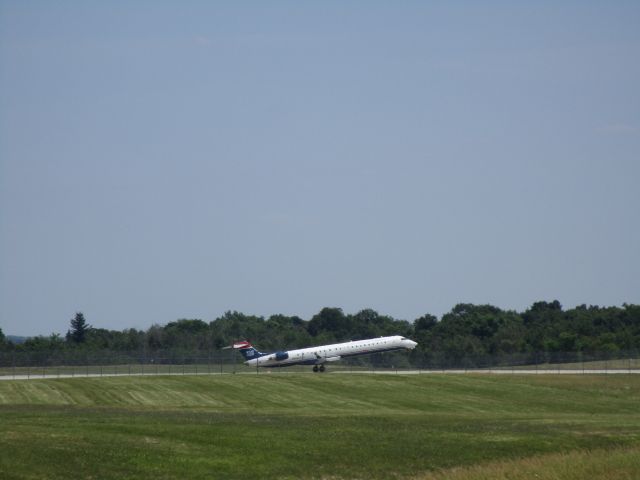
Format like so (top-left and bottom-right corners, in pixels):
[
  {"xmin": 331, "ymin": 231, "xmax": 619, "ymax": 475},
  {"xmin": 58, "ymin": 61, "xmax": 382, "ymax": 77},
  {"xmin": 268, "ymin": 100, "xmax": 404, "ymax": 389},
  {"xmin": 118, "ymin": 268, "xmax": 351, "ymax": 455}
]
[{"xmin": 274, "ymin": 351, "xmax": 289, "ymax": 361}]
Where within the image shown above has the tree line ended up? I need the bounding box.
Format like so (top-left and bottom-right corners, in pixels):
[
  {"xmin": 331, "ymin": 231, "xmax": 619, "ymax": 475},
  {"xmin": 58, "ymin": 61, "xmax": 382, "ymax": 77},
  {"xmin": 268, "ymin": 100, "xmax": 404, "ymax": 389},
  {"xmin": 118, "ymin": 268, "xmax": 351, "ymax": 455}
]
[{"xmin": 1, "ymin": 301, "xmax": 639, "ymax": 365}]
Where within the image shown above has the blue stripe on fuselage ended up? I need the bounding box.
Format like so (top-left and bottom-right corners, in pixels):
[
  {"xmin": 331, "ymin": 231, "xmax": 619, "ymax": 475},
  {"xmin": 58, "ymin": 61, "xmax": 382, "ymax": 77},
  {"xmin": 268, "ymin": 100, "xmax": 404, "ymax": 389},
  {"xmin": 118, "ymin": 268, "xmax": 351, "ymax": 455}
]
[{"xmin": 339, "ymin": 346, "xmax": 405, "ymax": 358}]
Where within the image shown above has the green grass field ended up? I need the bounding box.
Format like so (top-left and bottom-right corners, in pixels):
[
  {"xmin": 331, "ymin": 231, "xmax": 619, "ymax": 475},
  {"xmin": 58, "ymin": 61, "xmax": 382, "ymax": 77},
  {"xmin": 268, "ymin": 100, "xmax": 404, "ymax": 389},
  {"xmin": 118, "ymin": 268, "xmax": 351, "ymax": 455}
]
[{"xmin": 1, "ymin": 374, "xmax": 639, "ymax": 479}]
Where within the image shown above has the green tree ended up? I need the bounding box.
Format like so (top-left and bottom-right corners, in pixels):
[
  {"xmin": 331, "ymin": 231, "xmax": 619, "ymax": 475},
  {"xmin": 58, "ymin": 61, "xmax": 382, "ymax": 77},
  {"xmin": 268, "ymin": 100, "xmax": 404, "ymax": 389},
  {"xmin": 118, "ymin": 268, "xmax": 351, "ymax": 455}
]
[
  {"xmin": 414, "ymin": 314, "xmax": 437, "ymax": 333},
  {"xmin": 145, "ymin": 324, "xmax": 164, "ymax": 350},
  {"xmin": 308, "ymin": 307, "xmax": 346, "ymax": 340},
  {"xmin": 163, "ymin": 319, "xmax": 209, "ymax": 350},
  {"xmin": 67, "ymin": 312, "xmax": 91, "ymax": 343}
]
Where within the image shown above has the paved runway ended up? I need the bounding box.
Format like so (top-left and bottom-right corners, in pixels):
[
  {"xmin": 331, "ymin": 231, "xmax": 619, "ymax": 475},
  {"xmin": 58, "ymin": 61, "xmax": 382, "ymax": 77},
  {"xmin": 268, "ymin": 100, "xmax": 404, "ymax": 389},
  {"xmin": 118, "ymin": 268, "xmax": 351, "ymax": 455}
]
[{"xmin": 1, "ymin": 368, "xmax": 639, "ymax": 380}]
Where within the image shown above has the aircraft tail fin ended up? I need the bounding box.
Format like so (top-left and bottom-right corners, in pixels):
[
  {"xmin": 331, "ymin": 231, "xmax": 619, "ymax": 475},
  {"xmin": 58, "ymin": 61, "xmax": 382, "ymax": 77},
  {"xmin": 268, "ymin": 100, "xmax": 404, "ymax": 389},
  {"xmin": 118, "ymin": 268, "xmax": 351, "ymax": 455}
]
[{"xmin": 232, "ymin": 340, "xmax": 265, "ymax": 361}]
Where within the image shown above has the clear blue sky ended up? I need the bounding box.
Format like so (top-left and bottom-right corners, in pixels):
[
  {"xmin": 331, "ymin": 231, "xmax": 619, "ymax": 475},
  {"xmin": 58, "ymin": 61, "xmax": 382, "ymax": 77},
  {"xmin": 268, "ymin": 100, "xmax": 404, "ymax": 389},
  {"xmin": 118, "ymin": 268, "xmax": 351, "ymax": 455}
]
[{"xmin": 1, "ymin": 1, "xmax": 639, "ymax": 336}]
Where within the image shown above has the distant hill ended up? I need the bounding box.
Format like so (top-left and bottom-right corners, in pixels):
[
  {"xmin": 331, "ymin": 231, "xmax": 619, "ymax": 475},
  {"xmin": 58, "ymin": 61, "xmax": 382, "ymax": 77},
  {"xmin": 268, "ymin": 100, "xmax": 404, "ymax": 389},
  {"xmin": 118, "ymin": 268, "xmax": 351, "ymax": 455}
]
[{"xmin": 7, "ymin": 335, "xmax": 28, "ymax": 344}]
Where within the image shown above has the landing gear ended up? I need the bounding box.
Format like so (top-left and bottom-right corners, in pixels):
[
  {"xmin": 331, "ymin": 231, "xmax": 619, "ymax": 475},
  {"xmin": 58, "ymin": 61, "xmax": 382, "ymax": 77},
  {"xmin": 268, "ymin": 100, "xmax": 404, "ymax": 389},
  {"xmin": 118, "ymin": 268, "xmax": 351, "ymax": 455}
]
[
  {"xmin": 312, "ymin": 365, "xmax": 326, "ymax": 373},
  {"xmin": 313, "ymin": 365, "xmax": 318, "ymax": 373},
  {"xmin": 319, "ymin": 365, "xmax": 325, "ymax": 373}
]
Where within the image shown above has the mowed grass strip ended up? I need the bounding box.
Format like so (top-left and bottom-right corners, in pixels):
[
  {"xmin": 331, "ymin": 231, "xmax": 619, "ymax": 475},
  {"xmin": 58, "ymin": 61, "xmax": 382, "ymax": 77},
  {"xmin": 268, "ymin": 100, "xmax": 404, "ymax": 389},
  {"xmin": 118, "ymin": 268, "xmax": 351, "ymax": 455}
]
[
  {"xmin": 415, "ymin": 445, "xmax": 640, "ymax": 480},
  {"xmin": 1, "ymin": 374, "xmax": 639, "ymax": 479}
]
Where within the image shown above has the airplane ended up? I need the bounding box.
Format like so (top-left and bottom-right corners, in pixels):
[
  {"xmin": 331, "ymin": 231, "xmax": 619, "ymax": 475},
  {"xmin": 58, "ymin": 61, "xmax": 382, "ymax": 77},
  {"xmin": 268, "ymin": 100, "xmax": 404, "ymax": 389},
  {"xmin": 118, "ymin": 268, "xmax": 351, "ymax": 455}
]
[{"xmin": 232, "ymin": 335, "xmax": 418, "ymax": 372}]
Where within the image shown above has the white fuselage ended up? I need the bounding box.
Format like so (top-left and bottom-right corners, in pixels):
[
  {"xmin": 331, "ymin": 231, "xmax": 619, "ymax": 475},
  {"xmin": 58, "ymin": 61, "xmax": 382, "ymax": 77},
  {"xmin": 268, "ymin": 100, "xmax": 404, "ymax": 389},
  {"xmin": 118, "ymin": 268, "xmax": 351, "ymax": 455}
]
[{"xmin": 244, "ymin": 335, "xmax": 417, "ymax": 368}]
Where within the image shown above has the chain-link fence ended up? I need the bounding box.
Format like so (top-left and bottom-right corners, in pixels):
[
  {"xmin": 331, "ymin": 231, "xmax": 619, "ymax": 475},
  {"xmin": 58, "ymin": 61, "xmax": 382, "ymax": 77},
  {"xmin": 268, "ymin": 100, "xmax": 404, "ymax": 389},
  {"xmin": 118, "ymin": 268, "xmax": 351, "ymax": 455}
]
[{"xmin": 1, "ymin": 349, "xmax": 639, "ymax": 379}]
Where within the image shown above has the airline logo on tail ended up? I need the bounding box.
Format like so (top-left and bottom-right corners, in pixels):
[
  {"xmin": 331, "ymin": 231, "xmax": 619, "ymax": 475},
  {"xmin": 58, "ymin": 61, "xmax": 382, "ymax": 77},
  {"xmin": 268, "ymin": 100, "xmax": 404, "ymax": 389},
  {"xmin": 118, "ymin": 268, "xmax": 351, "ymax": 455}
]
[{"xmin": 233, "ymin": 341, "xmax": 264, "ymax": 360}]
